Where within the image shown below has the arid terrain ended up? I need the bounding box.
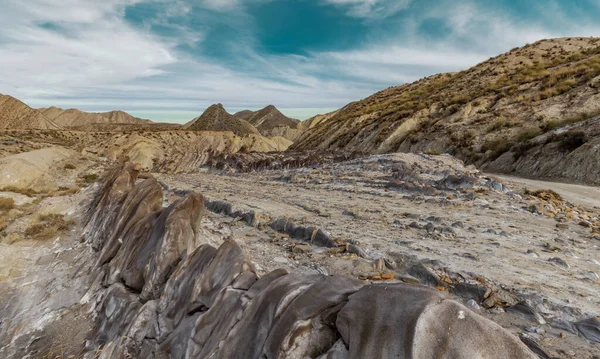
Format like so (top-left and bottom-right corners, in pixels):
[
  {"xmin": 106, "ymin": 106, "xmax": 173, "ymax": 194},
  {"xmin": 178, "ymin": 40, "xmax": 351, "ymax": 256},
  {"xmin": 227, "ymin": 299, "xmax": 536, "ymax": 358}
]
[{"xmin": 1, "ymin": 37, "xmax": 600, "ymax": 358}]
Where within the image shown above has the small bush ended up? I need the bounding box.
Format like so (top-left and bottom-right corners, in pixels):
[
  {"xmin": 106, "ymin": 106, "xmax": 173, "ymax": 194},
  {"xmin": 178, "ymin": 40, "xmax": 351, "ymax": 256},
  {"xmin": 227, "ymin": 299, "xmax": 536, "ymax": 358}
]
[
  {"xmin": 0, "ymin": 186, "xmax": 38, "ymax": 197},
  {"xmin": 518, "ymin": 127, "xmax": 543, "ymax": 142},
  {"xmin": 0, "ymin": 197, "xmax": 14, "ymax": 212},
  {"xmin": 556, "ymin": 130, "xmax": 587, "ymax": 151},
  {"xmin": 80, "ymin": 174, "xmax": 99, "ymax": 184},
  {"xmin": 484, "ymin": 137, "xmax": 516, "ymax": 159},
  {"xmin": 24, "ymin": 213, "xmax": 73, "ymax": 240}
]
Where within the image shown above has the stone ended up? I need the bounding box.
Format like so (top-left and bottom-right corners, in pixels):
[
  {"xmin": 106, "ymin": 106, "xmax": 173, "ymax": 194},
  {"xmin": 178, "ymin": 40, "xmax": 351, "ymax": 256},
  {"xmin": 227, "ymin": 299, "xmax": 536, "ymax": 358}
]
[
  {"xmin": 467, "ymin": 299, "xmax": 480, "ymax": 310},
  {"xmin": 399, "ymin": 274, "xmax": 420, "ymax": 284},
  {"xmin": 335, "ymin": 284, "xmax": 536, "ymax": 358},
  {"xmin": 292, "ymin": 243, "xmax": 312, "ymax": 254},
  {"xmin": 410, "ymin": 263, "xmax": 443, "ymax": 287},
  {"xmin": 574, "ymin": 317, "xmax": 600, "ymax": 343},
  {"xmin": 155, "ymin": 244, "xmax": 217, "ymax": 341},
  {"xmin": 96, "ymin": 177, "xmax": 164, "ymax": 266},
  {"xmin": 188, "ymin": 239, "xmax": 256, "ymax": 312},
  {"xmin": 451, "ymin": 283, "xmax": 491, "ymax": 302},
  {"xmin": 507, "ymin": 302, "xmax": 546, "ymax": 325},
  {"xmin": 548, "ymin": 257, "xmax": 569, "ymax": 268},
  {"xmin": 372, "ymin": 258, "xmax": 385, "ymax": 271}
]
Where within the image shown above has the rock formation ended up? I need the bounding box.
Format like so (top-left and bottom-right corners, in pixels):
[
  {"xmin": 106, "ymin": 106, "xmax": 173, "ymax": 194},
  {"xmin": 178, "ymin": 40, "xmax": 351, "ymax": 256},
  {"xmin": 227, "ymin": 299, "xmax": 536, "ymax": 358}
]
[{"xmin": 79, "ymin": 163, "xmax": 536, "ymax": 358}]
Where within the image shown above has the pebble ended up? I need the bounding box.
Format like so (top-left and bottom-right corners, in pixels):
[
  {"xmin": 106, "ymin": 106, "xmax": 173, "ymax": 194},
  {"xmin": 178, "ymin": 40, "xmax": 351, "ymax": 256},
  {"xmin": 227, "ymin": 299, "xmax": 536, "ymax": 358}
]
[
  {"xmin": 408, "ymin": 221, "xmax": 422, "ymax": 229},
  {"xmin": 548, "ymin": 257, "xmax": 569, "ymax": 268},
  {"xmin": 466, "ymin": 299, "xmax": 480, "ymax": 310},
  {"xmin": 399, "ymin": 274, "xmax": 420, "ymax": 284},
  {"xmin": 273, "ymin": 256, "xmax": 289, "ymax": 264},
  {"xmin": 451, "ymin": 221, "xmax": 464, "ymax": 228},
  {"xmin": 292, "ymin": 244, "xmax": 311, "ymax": 254}
]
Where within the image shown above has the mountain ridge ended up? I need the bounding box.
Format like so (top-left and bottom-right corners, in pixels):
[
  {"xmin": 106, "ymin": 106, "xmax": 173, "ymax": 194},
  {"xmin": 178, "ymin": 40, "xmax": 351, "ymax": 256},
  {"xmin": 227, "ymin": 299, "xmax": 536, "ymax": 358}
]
[
  {"xmin": 184, "ymin": 103, "xmax": 260, "ymax": 136},
  {"xmin": 0, "ymin": 94, "xmax": 60, "ymax": 130}
]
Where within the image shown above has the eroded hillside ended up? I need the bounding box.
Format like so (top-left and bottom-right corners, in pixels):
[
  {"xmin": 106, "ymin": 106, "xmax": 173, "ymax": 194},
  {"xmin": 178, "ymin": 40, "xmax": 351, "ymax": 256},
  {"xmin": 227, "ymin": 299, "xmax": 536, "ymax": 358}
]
[{"xmin": 292, "ymin": 37, "xmax": 600, "ymax": 183}]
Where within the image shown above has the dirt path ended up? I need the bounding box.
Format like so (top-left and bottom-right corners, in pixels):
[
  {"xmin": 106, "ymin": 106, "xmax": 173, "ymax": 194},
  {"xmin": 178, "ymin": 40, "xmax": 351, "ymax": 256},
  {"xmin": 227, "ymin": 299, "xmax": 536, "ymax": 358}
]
[{"xmin": 495, "ymin": 174, "xmax": 600, "ymax": 210}]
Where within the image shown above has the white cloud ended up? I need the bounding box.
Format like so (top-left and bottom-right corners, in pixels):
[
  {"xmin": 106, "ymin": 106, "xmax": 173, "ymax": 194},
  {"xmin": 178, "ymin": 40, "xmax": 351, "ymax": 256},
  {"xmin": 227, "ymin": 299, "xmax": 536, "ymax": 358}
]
[
  {"xmin": 323, "ymin": 0, "xmax": 411, "ymax": 19},
  {"xmin": 0, "ymin": 0, "xmax": 176, "ymax": 97}
]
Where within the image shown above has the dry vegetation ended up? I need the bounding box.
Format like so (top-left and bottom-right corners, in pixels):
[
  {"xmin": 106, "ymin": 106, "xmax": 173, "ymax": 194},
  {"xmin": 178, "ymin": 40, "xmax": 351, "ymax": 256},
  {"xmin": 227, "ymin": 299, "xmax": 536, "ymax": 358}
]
[
  {"xmin": 25, "ymin": 214, "xmax": 74, "ymax": 240},
  {"xmin": 0, "ymin": 197, "xmax": 15, "ymax": 212}
]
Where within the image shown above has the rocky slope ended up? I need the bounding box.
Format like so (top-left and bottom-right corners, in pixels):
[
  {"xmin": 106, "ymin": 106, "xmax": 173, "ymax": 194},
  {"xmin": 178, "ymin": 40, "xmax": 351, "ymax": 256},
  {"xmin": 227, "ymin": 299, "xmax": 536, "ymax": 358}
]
[
  {"xmin": 0, "ymin": 94, "xmax": 60, "ymax": 130},
  {"xmin": 292, "ymin": 37, "xmax": 600, "ymax": 183},
  {"xmin": 184, "ymin": 104, "xmax": 260, "ymax": 136}
]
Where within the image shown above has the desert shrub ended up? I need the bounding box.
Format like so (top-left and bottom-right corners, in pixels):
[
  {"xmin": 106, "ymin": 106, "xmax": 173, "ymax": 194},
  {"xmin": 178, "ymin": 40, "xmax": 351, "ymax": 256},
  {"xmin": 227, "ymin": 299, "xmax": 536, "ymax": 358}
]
[
  {"xmin": 512, "ymin": 141, "xmax": 537, "ymax": 158},
  {"xmin": 556, "ymin": 130, "xmax": 587, "ymax": 151},
  {"xmin": 0, "ymin": 197, "xmax": 14, "ymax": 212},
  {"xmin": 483, "ymin": 137, "xmax": 516, "ymax": 159},
  {"xmin": 0, "ymin": 186, "xmax": 38, "ymax": 197},
  {"xmin": 518, "ymin": 128, "xmax": 543, "ymax": 142},
  {"xmin": 80, "ymin": 174, "xmax": 99, "ymax": 184},
  {"xmin": 486, "ymin": 117, "xmax": 515, "ymax": 132},
  {"xmin": 25, "ymin": 214, "xmax": 73, "ymax": 239}
]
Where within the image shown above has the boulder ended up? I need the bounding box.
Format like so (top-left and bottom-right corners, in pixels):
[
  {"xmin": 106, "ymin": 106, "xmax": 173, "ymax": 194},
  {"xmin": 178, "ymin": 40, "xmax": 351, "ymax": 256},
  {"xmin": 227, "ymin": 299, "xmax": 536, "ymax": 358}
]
[{"xmin": 336, "ymin": 284, "xmax": 537, "ymax": 359}]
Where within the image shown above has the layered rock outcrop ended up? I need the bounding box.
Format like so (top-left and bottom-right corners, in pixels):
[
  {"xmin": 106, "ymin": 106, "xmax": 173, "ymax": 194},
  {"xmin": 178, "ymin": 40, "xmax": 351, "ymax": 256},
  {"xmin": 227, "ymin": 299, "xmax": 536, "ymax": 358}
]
[{"xmin": 81, "ymin": 163, "xmax": 536, "ymax": 358}]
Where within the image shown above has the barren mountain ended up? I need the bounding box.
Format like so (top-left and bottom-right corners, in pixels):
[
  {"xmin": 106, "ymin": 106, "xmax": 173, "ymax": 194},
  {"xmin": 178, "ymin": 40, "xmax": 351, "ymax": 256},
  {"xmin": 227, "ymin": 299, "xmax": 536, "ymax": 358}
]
[
  {"xmin": 41, "ymin": 107, "xmax": 117, "ymax": 128},
  {"xmin": 292, "ymin": 37, "xmax": 600, "ymax": 183},
  {"xmin": 240, "ymin": 105, "xmax": 300, "ymax": 131},
  {"xmin": 184, "ymin": 104, "xmax": 260, "ymax": 136},
  {"xmin": 97, "ymin": 110, "xmax": 153, "ymax": 125},
  {"xmin": 235, "ymin": 105, "xmax": 303, "ymax": 141},
  {"xmin": 233, "ymin": 109, "xmax": 255, "ymax": 121},
  {"xmin": 0, "ymin": 94, "xmax": 60, "ymax": 130}
]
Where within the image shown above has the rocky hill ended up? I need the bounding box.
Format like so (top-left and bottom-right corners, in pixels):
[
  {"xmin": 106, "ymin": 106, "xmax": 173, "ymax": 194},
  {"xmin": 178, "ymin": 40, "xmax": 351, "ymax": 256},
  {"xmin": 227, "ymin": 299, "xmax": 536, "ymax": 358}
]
[
  {"xmin": 0, "ymin": 94, "xmax": 60, "ymax": 130},
  {"xmin": 291, "ymin": 37, "xmax": 600, "ymax": 183},
  {"xmin": 235, "ymin": 105, "xmax": 302, "ymax": 141},
  {"xmin": 237, "ymin": 105, "xmax": 299, "ymax": 131},
  {"xmin": 40, "ymin": 107, "xmax": 151, "ymax": 129},
  {"xmin": 97, "ymin": 110, "xmax": 153, "ymax": 125},
  {"xmin": 184, "ymin": 104, "xmax": 260, "ymax": 136}
]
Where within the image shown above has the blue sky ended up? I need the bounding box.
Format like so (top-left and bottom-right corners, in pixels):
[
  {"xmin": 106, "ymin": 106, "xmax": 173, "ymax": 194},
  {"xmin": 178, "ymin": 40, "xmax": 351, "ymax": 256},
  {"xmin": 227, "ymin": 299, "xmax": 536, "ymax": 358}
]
[{"xmin": 1, "ymin": 0, "xmax": 599, "ymax": 122}]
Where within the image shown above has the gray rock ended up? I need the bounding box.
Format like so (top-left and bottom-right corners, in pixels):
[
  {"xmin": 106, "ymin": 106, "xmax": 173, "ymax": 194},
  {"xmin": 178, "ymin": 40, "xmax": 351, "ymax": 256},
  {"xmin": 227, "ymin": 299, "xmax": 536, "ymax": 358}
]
[
  {"xmin": 575, "ymin": 317, "xmax": 600, "ymax": 343},
  {"xmin": 336, "ymin": 284, "xmax": 536, "ymax": 358}
]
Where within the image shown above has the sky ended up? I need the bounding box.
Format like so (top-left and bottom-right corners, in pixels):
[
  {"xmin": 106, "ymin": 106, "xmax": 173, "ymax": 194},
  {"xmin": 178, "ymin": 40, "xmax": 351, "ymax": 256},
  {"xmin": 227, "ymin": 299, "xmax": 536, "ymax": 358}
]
[{"xmin": 1, "ymin": 0, "xmax": 600, "ymax": 122}]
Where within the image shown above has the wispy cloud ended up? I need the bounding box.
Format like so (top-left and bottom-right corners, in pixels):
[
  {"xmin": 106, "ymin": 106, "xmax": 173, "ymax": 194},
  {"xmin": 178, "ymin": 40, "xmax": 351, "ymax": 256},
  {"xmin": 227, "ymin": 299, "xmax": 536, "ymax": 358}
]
[
  {"xmin": 323, "ymin": 0, "xmax": 412, "ymax": 19},
  {"xmin": 0, "ymin": 0, "xmax": 599, "ymax": 122}
]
